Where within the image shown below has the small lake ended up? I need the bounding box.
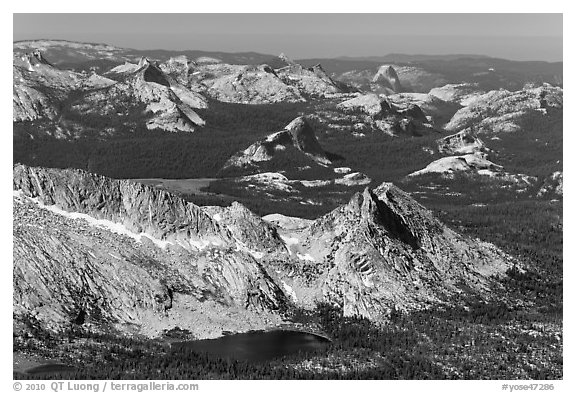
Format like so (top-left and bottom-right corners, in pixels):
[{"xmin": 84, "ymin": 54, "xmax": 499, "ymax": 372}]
[
  {"xmin": 25, "ymin": 363, "xmax": 76, "ymax": 375},
  {"xmin": 174, "ymin": 330, "xmax": 331, "ymax": 362}
]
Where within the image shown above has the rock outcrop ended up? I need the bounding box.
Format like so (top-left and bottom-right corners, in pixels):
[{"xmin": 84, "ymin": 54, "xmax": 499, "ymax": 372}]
[
  {"xmin": 13, "ymin": 72, "xmax": 59, "ymax": 122},
  {"xmin": 338, "ymin": 65, "xmax": 446, "ymax": 95},
  {"xmin": 13, "ymin": 51, "xmax": 206, "ymax": 134},
  {"xmin": 202, "ymin": 202, "xmax": 286, "ymax": 254},
  {"xmin": 408, "ymin": 153, "xmax": 537, "ymax": 186},
  {"xmin": 13, "ymin": 52, "xmax": 82, "ymax": 122},
  {"xmin": 222, "ymin": 116, "xmax": 331, "ymax": 173},
  {"xmin": 74, "ymin": 57, "xmax": 207, "ymax": 132},
  {"xmin": 437, "ymin": 129, "xmax": 487, "ymax": 155},
  {"xmin": 537, "ymin": 171, "xmax": 563, "ymax": 197},
  {"xmin": 191, "ymin": 63, "xmax": 304, "ymax": 104},
  {"xmin": 444, "ymin": 84, "xmax": 563, "ymax": 134},
  {"xmin": 409, "ymin": 153, "xmax": 502, "ymax": 177},
  {"xmin": 276, "ymin": 63, "xmax": 344, "ymax": 97},
  {"xmin": 337, "ymin": 93, "xmax": 394, "ymax": 117},
  {"xmin": 159, "ymin": 55, "xmax": 194, "ymax": 86},
  {"xmin": 16, "ymin": 50, "xmax": 53, "ymax": 70},
  {"xmin": 185, "ymin": 57, "xmax": 345, "ymax": 104},
  {"xmin": 387, "ymin": 92, "xmax": 461, "ymax": 126},
  {"xmin": 429, "ymin": 83, "xmax": 485, "ymax": 106},
  {"xmin": 371, "ymin": 65, "xmax": 403, "ymax": 94},
  {"xmin": 336, "ymin": 93, "xmax": 436, "ymax": 135}
]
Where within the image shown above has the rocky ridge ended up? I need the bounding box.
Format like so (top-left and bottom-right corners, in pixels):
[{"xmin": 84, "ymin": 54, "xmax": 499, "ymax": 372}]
[
  {"xmin": 14, "ymin": 164, "xmax": 517, "ymax": 338},
  {"xmin": 269, "ymin": 184, "xmax": 514, "ymax": 318}
]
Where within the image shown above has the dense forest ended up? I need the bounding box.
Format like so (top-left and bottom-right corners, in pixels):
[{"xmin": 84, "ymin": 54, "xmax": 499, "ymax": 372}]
[
  {"xmin": 13, "ymin": 99, "xmax": 310, "ymax": 179},
  {"xmin": 490, "ymin": 108, "xmax": 562, "ymax": 177}
]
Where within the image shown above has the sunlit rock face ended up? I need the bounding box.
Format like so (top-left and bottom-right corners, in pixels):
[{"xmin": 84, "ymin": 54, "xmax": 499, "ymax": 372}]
[{"xmin": 444, "ymin": 84, "xmax": 563, "ymax": 134}]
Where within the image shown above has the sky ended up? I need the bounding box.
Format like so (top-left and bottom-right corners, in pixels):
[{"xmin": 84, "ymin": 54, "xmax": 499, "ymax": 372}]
[{"xmin": 13, "ymin": 13, "xmax": 563, "ymax": 61}]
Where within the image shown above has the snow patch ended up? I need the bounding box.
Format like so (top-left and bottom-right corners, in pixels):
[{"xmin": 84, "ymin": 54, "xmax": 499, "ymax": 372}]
[
  {"xmin": 281, "ymin": 280, "xmax": 298, "ymax": 302},
  {"xmin": 334, "ymin": 167, "xmax": 352, "ymax": 174},
  {"xmin": 41, "ymin": 203, "xmax": 175, "ymax": 249},
  {"xmin": 14, "ymin": 192, "xmax": 224, "ymax": 251},
  {"xmin": 296, "ymin": 253, "xmax": 315, "ymax": 262},
  {"xmin": 234, "ymin": 241, "xmax": 264, "ymax": 259},
  {"xmin": 189, "ymin": 238, "xmax": 213, "ymax": 251},
  {"xmin": 280, "ymin": 235, "xmax": 299, "ymax": 246}
]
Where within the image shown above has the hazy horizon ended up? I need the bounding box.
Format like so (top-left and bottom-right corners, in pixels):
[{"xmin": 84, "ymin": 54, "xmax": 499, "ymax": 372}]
[{"xmin": 13, "ymin": 14, "xmax": 563, "ymax": 62}]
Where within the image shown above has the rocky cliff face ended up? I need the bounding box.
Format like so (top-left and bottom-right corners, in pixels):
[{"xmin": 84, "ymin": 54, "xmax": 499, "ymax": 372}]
[
  {"xmin": 13, "ymin": 164, "xmax": 516, "ymax": 338},
  {"xmin": 13, "ymin": 164, "xmax": 232, "ymax": 250},
  {"xmin": 372, "ymin": 65, "xmax": 403, "ymax": 94},
  {"xmin": 13, "ymin": 71, "xmax": 59, "ymax": 122},
  {"xmin": 271, "ymin": 184, "xmax": 514, "ymax": 319},
  {"xmin": 202, "ymin": 202, "xmax": 286, "ymax": 254},
  {"xmin": 159, "ymin": 55, "xmax": 193, "ymax": 86},
  {"xmin": 13, "ymin": 164, "xmax": 288, "ymax": 338}
]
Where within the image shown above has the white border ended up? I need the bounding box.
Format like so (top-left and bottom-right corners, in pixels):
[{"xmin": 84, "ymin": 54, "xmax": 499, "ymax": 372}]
[{"xmin": 3, "ymin": 2, "xmax": 572, "ymax": 391}]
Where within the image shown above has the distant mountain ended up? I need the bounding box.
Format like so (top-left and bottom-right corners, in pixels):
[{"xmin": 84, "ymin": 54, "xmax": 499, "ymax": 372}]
[
  {"xmin": 336, "ymin": 53, "xmax": 492, "ymax": 62},
  {"xmin": 13, "ymin": 53, "xmax": 207, "ymax": 136},
  {"xmin": 14, "ymin": 39, "xmax": 280, "ymax": 73},
  {"xmin": 299, "ymin": 56, "xmax": 562, "ymax": 92}
]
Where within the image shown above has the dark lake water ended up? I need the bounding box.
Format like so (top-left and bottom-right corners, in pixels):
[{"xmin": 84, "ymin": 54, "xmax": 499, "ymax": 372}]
[
  {"xmin": 26, "ymin": 363, "xmax": 76, "ymax": 375},
  {"xmin": 174, "ymin": 330, "xmax": 331, "ymax": 362}
]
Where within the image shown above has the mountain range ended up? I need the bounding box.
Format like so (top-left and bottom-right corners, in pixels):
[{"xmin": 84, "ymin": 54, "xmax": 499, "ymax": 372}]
[{"xmin": 12, "ymin": 39, "xmax": 563, "ymax": 379}]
